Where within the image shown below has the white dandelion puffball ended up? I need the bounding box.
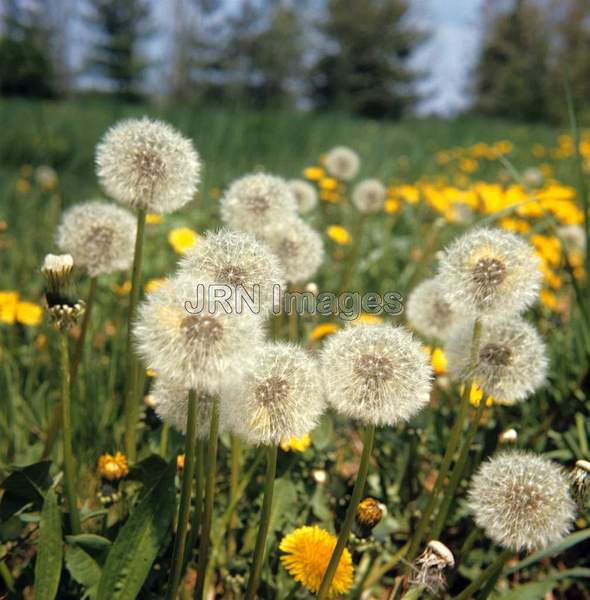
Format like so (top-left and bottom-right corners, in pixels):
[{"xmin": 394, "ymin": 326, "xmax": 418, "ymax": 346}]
[
  {"xmin": 446, "ymin": 317, "xmax": 548, "ymax": 404},
  {"xmin": 178, "ymin": 228, "xmax": 285, "ymax": 316},
  {"xmin": 220, "ymin": 172, "xmax": 298, "ymax": 234},
  {"xmin": 95, "ymin": 117, "xmax": 200, "ymax": 214},
  {"xmin": 406, "ymin": 276, "xmax": 458, "ymax": 341},
  {"xmin": 151, "ymin": 378, "xmax": 219, "ymax": 439},
  {"xmin": 324, "ymin": 146, "xmax": 360, "ymax": 181},
  {"xmin": 263, "ymin": 219, "xmax": 324, "ymax": 284},
  {"xmin": 288, "ymin": 179, "xmax": 318, "ymax": 215},
  {"xmin": 437, "ymin": 228, "xmax": 541, "ymax": 320},
  {"xmin": 320, "ymin": 324, "xmax": 433, "ymax": 427},
  {"xmin": 352, "ymin": 178, "xmax": 386, "ymax": 214},
  {"xmin": 56, "ymin": 201, "xmax": 136, "ymax": 277},
  {"xmin": 468, "ymin": 450, "xmax": 576, "ymax": 552},
  {"xmin": 558, "ymin": 224, "xmax": 586, "ymax": 253},
  {"xmin": 221, "ymin": 342, "xmax": 325, "ymax": 446},
  {"xmin": 134, "ymin": 274, "xmax": 263, "ymax": 393}
]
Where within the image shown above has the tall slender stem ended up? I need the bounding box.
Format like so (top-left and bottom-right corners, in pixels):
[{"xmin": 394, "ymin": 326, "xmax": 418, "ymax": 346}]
[
  {"xmin": 317, "ymin": 424, "xmax": 375, "ymax": 600},
  {"xmin": 406, "ymin": 318, "xmax": 482, "ymax": 559},
  {"xmin": 184, "ymin": 437, "xmax": 205, "ymax": 570},
  {"xmin": 228, "ymin": 435, "xmax": 241, "ymax": 557},
  {"xmin": 71, "ymin": 276, "xmax": 97, "ymax": 381},
  {"xmin": 453, "ymin": 548, "xmax": 512, "ymax": 600},
  {"xmin": 339, "ymin": 214, "xmax": 366, "ymax": 294},
  {"xmin": 60, "ymin": 333, "xmax": 81, "ymax": 534},
  {"xmin": 124, "ymin": 207, "xmax": 147, "ymax": 463},
  {"xmin": 245, "ymin": 445, "xmax": 278, "ymax": 600},
  {"xmin": 167, "ymin": 390, "xmax": 198, "ymax": 600},
  {"xmin": 194, "ymin": 400, "xmax": 219, "ymax": 600}
]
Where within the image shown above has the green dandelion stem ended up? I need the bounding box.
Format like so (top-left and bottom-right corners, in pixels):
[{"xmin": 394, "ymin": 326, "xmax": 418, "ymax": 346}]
[
  {"xmin": 184, "ymin": 436, "xmax": 204, "ymax": 570},
  {"xmin": 228, "ymin": 434, "xmax": 241, "ymax": 557},
  {"xmin": 124, "ymin": 207, "xmax": 147, "ymax": 463},
  {"xmin": 244, "ymin": 444, "xmax": 278, "ymax": 600},
  {"xmin": 60, "ymin": 332, "xmax": 81, "ymax": 534},
  {"xmin": 453, "ymin": 548, "xmax": 512, "ymax": 600},
  {"xmin": 167, "ymin": 390, "xmax": 198, "ymax": 600},
  {"xmin": 407, "ymin": 318, "xmax": 482, "ymax": 559},
  {"xmin": 160, "ymin": 422, "xmax": 170, "ymax": 458},
  {"xmin": 71, "ymin": 275, "xmax": 97, "ymax": 381},
  {"xmin": 317, "ymin": 423, "xmax": 375, "ymax": 600},
  {"xmin": 194, "ymin": 399, "xmax": 219, "ymax": 600},
  {"xmin": 339, "ymin": 214, "xmax": 366, "ymax": 293}
]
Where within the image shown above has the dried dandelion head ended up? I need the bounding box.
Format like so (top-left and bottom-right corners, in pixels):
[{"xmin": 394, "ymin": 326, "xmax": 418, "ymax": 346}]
[
  {"xmin": 56, "ymin": 201, "xmax": 136, "ymax": 277},
  {"xmin": 41, "ymin": 254, "xmax": 85, "ymax": 328},
  {"xmin": 467, "ymin": 450, "xmax": 576, "ymax": 552},
  {"xmin": 406, "ymin": 276, "xmax": 458, "ymax": 341},
  {"xmin": 437, "ymin": 228, "xmax": 541, "ymax": 319},
  {"xmin": 134, "ymin": 275, "xmax": 263, "ymax": 393},
  {"xmin": 288, "ymin": 179, "xmax": 318, "ymax": 214},
  {"xmin": 324, "ymin": 146, "xmax": 360, "ymax": 181},
  {"xmin": 221, "ymin": 342, "xmax": 325, "ymax": 446},
  {"xmin": 95, "ymin": 117, "xmax": 200, "ymax": 214},
  {"xmin": 446, "ymin": 317, "xmax": 548, "ymax": 404},
  {"xmin": 352, "ymin": 178, "xmax": 386, "ymax": 214},
  {"xmin": 320, "ymin": 324, "xmax": 433, "ymax": 426},
  {"xmin": 178, "ymin": 228, "xmax": 284, "ymax": 315},
  {"xmin": 220, "ymin": 173, "xmax": 298, "ymax": 234},
  {"xmin": 410, "ymin": 540, "xmax": 455, "ymax": 595}
]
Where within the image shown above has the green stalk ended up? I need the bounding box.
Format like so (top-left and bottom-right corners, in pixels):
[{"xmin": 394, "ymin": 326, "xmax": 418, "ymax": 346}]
[
  {"xmin": 244, "ymin": 445, "xmax": 279, "ymax": 600},
  {"xmin": 228, "ymin": 435, "xmax": 241, "ymax": 557},
  {"xmin": 406, "ymin": 318, "xmax": 482, "ymax": 559},
  {"xmin": 124, "ymin": 207, "xmax": 147, "ymax": 463},
  {"xmin": 339, "ymin": 214, "xmax": 366, "ymax": 294},
  {"xmin": 184, "ymin": 437, "xmax": 205, "ymax": 570},
  {"xmin": 160, "ymin": 423, "xmax": 170, "ymax": 458},
  {"xmin": 453, "ymin": 548, "xmax": 512, "ymax": 600},
  {"xmin": 317, "ymin": 424, "xmax": 375, "ymax": 600},
  {"xmin": 194, "ymin": 400, "xmax": 219, "ymax": 600},
  {"xmin": 60, "ymin": 333, "xmax": 81, "ymax": 534},
  {"xmin": 167, "ymin": 390, "xmax": 198, "ymax": 600},
  {"xmin": 0, "ymin": 560, "xmax": 15, "ymax": 593}
]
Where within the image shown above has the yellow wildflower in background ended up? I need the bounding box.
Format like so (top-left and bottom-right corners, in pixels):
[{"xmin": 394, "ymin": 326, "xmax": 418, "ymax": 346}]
[
  {"xmin": 15, "ymin": 302, "xmax": 43, "ymax": 326},
  {"xmin": 540, "ymin": 289, "xmax": 558, "ymax": 311},
  {"xmin": 146, "ymin": 368, "xmax": 158, "ymax": 377},
  {"xmin": 168, "ymin": 227, "xmax": 198, "ymax": 254},
  {"xmin": 431, "ymin": 347, "xmax": 447, "ymax": 376},
  {"xmin": 112, "ymin": 280, "xmax": 132, "ymax": 296},
  {"xmin": 0, "ymin": 291, "xmax": 19, "ymax": 324},
  {"xmin": 98, "ymin": 452, "xmax": 129, "ymax": 481},
  {"xmin": 308, "ymin": 323, "xmax": 339, "ymax": 342},
  {"xmin": 15, "ymin": 179, "xmax": 31, "ymax": 194},
  {"xmin": 280, "ymin": 525, "xmax": 354, "ymax": 597},
  {"xmin": 468, "ymin": 384, "xmax": 494, "ymax": 408},
  {"xmin": 384, "ymin": 198, "xmax": 400, "ymax": 214},
  {"xmin": 320, "ymin": 190, "xmax": 341, "ymax": 203},
  {"xmin": 145, "ymin": 278, "xmax": 165, "ymax": 294},
  {"xmin": 350, "ymin": 313, "xmax": 383, "ymax": 326},
  {"xmin": 177, "ymin": 454, "xmax": 185, "ymax": 470},
  {"xmin": 281, "ymin": 434, "xmax": 311, "ymax": 452},
  {"xmin": 146, "ymin": 213, "xmax": 163, "ymax": 225},
  {"xmin": 326, "ymin": 225, "xmax": 351, "ymax": 245},
  {"xmin": 319, "ymin": 177, "xmax": 338, "ymax": 191},
  {"xmin": 303, "ymin": 166, "xmax": 324, "ymax": 181}
]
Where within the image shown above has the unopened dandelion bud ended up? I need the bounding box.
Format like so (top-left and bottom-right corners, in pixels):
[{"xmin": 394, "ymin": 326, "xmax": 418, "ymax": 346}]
[
  {"xmin": 355, "ymin": 497, "xmax": 386, "ymax": 537},
  {"xmin": 572, "ymin": 459, "xmax": 590, "ymax": 508},
  {"xmin": 410, "ymin": 540, "xmax": 455, "ymax": 594},
  {"xmin": 41, "ymin": 254, "xmax": 84, "ymax": 328},
  {"xmin": 499, "ymin": 428, "xmax": 518, "ymax": 444}
]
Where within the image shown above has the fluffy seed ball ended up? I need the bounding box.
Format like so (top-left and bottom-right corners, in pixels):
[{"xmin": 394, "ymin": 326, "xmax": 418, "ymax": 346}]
[
  {"xmin": 95, "ymin": 117, "xmax": 200, "ymax": 214},
  {"xmin": 352, "ymin": 179, "xmax": 386, "ymax": 214},
  {"xmin": 178, "ymin": 228, "xmax": 284, "ymax": 315},
  {"xmin": 134, "ymin": 275, "xmax": 263, "ymax": 393},
  {"xmin": 437, "ymin": 228, "xmax": 541, "ymax": 320},
  {"xmin": 320, "ymin": 324, "xmax": 433, "ymax": 427},
  {"xmin": 56, "ymin": 201, "xmax": 136, "ymax": 277},
  {"xmin": 288, "ymin": 179, "xmax": 318, "ymax": 215},
  {"xmin": 324, "ymin": 146, "xmax": 360, "ymax": 181},
  {"xmin": 406, "ymin": 276, "xmax": 458, "ymax": 341},
  {"xmin": 468, "ymin": 450, "xmax": 576, "ymax": 552},
  {"xmin": 263, "ymin": 219, "xmax": 324, "ymax": 284},
  {"xmin": 220, "ymin": 173, "xmax": 298, "ymax": 234},
  {"xmin": 446, "ymin": 317, "xmax": 548, "ymax": 404},
  {"xmin": 221, "ymin": 342, "xmax": 325, "ymax": 446}
]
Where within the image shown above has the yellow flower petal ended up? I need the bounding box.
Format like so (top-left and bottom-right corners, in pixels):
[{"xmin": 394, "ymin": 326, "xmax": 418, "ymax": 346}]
[
  {"xmin": 168, "ymin": 227, "xmax": 198, "ymax": 254},
  {"xmin": 326, "ymin": 225, "xmax": 351, "ymax": 245},
  {"xmin": 308, "ymin": 323, "xmax": 339, "ymax": 342},
  {"xmin": 16, "ymin": 302, "xmax": 43, "ymax": 326}
]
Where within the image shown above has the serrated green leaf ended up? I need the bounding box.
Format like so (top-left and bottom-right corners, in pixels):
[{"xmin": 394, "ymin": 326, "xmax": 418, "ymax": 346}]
[
  {"xmin": 66, "ymin": 534, "xmax": 112, "ymax": 551},
  {"xmin": 34, "ymin": 489, "xmax": 63, "ymax": 600},
  {"xmin": 65, "ymin": 545, "xmax": 101, "ymax": 600},
  {"xmin": 96, "ymin": 459, "xmax": 175, "ymax": 600}
]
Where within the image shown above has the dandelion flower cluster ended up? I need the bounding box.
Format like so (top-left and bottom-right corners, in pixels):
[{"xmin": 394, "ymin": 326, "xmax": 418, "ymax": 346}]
[
  {"xmin": 352, "ymin": 178, "xmax": 386, "ymax": 214},
  {"xmin": 324, "ymin": 146, "xmax": 360, "ymax": 181},
  {"xmin": 467, "ymin": 450, "xmax": 576, "ymax": 551},
  {"xmin": 56, "ymin": 201, "xmax": 136, "ymax": 277},
  {"xmin": 288, "ymin": 179, "xmax": 318, "ymax": 214},
  {"xmin": 321, "ymin": 324, "xmax": 433, "ymax": 426},
  {"xmin": 96, "ymin": 117, "xmax": 200, "ymax": 214},
  {"xmin": 222, "ymin": 343, "xmax": 324, "ymax": 446}
]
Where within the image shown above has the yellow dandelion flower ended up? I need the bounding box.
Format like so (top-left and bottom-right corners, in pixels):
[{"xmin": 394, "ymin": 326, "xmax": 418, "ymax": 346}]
[
  {"xmin": 0, "ymin": 291, "xmax": 19, "ymax": 324},
  {"xmin": 15, "ymin": 179, "xmax": 31, "ymax": 194},
  {"xmin": 280, "ymin": 525, "xmax": 354, "ymax": 597},
  {"xmin": 111, "ymin": 280, "xmax": 131, "ymax": 296},
  {"xmin": 350, "ymin": 313, "xmax": 383, "ymax": 326},
  {"xmin": 459, "ymin": 158, "xmax": 478, "ymax": 173},
  {"xmin": 98, "ymin": 452, "xmax": 129, "ymax": 481},
  {"xmin": 320, "ymin": 190, "xmax": 342, "ymax": 203},
  {"xmin": 146, "ymin": 213, "xmax": 164, "ymax": 225},
  {"xmin": 308, "ymin": 323, "xmax": 339, "ymax": 342},
  {"xmin": 168, "ymin": 227, "xmax": 198, "ymax": 254},
  {"xmin": 145, "ymin": 278, "xmax": 165, "ymax": 294},
  {"xmin": 146, "ymin": 368, "xmax": 158, "ymax": 377},
  {"xmin": 499, "ymin": 217, "xmax": 530, "ymax": 234},
  {"xmin": 431, "ymin": 347, "xmax": 447, "ymax": 376},
  {"xmin": 384, "ymin": 198, "xmax": 400, "ymax": 214},
  {"xmin": 15, "ymin": 302, "xmax": 43, "ymax": 326},
  {"xmin": 177, "ymin": 454, "xmax": 185, "ymax": 470},
  {"xmin": 326, "ymin": 225, "xmax": 351, "ymax": 245},
  {"xmin": 540, "ymin": 289, "xmax": 558, "ymax": 311},
  {"xmin": 319, "ymin": 177, "xmax": 338, "ymax": 191},
  {"xmin": 467, "ymin": 383, "xmax": 494, "ymax": 408},
  {"xmin": 280, "ymin": 433, "xmax": 312, "ymax": 452},
  {"xmin": 303, "ymin": 166, "xmax": 325, "ymax": 181}
]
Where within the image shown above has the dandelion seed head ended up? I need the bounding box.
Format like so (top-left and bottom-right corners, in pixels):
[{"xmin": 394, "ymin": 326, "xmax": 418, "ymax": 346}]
[
  {"xmin": 324, "ymin": 146, "xmax": 360, "ymax": 181},
  {"xmin": 221, "ymin": 343, "xmax": 325, "ymax": 446},
  {"xmin": 56, "ymin": 201, "xmax": 136, "ymax": 277},
  {"xmin": 558, "ymin": 224, "xmax": 586, "ymax": 253},
  {"xmin": 437, "ymin": 228, "xmax": 541, "ymax": 319},
  {"xmin": 288, "ymin": 179, "xmax": 318, "ymax": 214},
  {"xmin": 467, "ymin": 450, "xmax": 576, "ymax": 552},
  {"xmin": 95, "ymin": 117, "xmax": 200, "ymax": 214},
  {"xmin": 410, "ymin": 540, "xmax": 454, "ymax": 595},
  {"xmin": 320, "ymin": 324, "xmax": 433, "ymax": 426},
  {"xmin": 352, "ymin": 178, "xmax": 386, "ymax": 214}
]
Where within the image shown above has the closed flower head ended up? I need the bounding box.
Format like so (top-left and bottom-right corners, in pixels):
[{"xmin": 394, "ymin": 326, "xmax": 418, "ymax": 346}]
[
  {"xmin": 446, "ymin": 317, "xmax": 548, "ymax": 404},
  {"xmin": 95, "ymin": 117, "xmax": 200, "ymax": 214},
  {"xmin": 288, "ymin": 179, "xmax": 318, "ymax": 214},
  {"xmin": 467, "ymin": 450, "xmax": 576, "ymax": 552},
  {"xmin": 324, "ymin": 146, "xmax": 360, "ymax": 181},
  {"xmin": 352, "ymin": 178, "xmax": 386, "ymax": 214},
  {"xmin": 406, "ymin": 276, "xmax": 457, "ymax": 341},
  {"xmin": 221, "ymin": 342, "xmax": 325, "ymax": 446},
  {"xmin": 437, "ymin": 228, "xmax": 541, "ymax": 319},
  {"xmin": 56, "ymin": 201, "xmax": 136, "ymax": 277},
  {"xmin": 320, "ymin": 324, "xmax": 433, "ymax": 426}
]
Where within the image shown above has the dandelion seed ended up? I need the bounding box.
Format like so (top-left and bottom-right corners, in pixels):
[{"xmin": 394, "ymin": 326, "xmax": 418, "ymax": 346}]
[
  {"xmin": 56, "ymin": 201, "xmax": 136, "ymax": 277},
  {"xmin": 288, "ymin": 179, "xmax": 318, "ymax": 214},
  {"xmin": 352, "ymin": 179, "xmax": 386, "ymax": 214},
  {"xmin": 410, "ymin": 540, "xmax": 455, "ymax": 594},
  {"xmin": 320, "ymin": 324, "xmax": 433, "ymax": 426},
  {"xmin": 467, "ymin": 450, "xmax": 576, "ymax": 552},
  {"xmin": 95, "ymin": 117, "xmax": 200, "ymax": 214},
  {"xmin": 324, "ymin": 146, "xmax": 360, "ymax": 181}
]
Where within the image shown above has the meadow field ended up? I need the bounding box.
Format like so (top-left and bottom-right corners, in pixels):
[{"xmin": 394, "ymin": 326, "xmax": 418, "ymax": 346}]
[{"xmin": 0, "ymin": 98, "xmax": 589, "ymax": 599}]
